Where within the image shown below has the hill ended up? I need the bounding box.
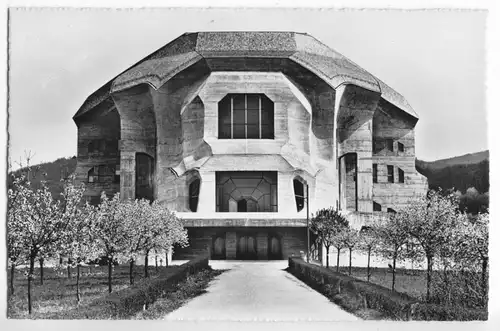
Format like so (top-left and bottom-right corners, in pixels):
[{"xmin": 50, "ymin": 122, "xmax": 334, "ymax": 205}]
[
  {"xmin": 8, "ymin": 156, "xmax": 77, "ymax": 199},
  {"xmin": 416, "ymin": 150, "xmax": 489, "ymax": 194}
]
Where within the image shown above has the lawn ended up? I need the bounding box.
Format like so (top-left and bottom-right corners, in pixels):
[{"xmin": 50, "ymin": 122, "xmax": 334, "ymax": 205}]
[
  {"xmin": 331, "ymin": 266, "xmax": 428, "ymax": 299},
  {"xmin": 7, "ymin": 264, "xmax": 179, "ymax": 318}
]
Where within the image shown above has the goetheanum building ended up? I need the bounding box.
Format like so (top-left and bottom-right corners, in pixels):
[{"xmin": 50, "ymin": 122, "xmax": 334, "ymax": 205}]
[{"xmin": 73, "ymin": 32, "xmax": 427, "ymax": 263}]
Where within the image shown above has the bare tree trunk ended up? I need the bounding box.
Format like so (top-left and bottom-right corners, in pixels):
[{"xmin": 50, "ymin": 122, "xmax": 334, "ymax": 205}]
[
  {"xmin": 336, "ymin": 247, "xmax": 340, "ymax": 272},
  {"xmin": 144, "ymin": 250, "xmax": 149, "ymax": 278},
  {"xmin": 67, "ymin": 258, "xmax": 72, "ymax": 279},
  {"xmin": 348, "ymin": 248, "xmax": 352, "ymax": 276},
  {"xmin": 76, "ymin": 264, "xmax": 81, "ymax": 303},
  {"xmin": 367, "ymin": 247, "xmax": 371, "ymax": 282},
  {"xmin": 165, "ymin": 251, "xmax": 169, "ymax": 267},
  {"xmin": 108, "ymin": 259, "xmax": 112, "ymax": 293},
  {"xmin": 155, "ymin": 254, "xmax": 158, "ymax": 272},
  {"xmin": 10, "ymin": 262, "xmax": 15, "ymax": 296},
  {"xmin": 28, "ymin": 255, "xmax": 35, "ymax": 314},
  {"xmin": 426, "ymin": 255, "xmax": 433, "ymax": 302},
  {"xmin": 39, "ymin": 258, "xmax": 44, "ymax": 285},
  {"xmin": 392, "ymin": 254, "xmax": 397, "ymax": 291},
  {"xmin": 129, "ymin": 259, "xmax": 134, "ymax": 285}
]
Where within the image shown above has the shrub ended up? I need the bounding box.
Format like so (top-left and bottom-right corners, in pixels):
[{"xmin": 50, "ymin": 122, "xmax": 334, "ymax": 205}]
[
  {"xmin": 288, "ymin": 258, "xmax": 487, "ymax": 321},
  {"xmin": 98, "ymin": 256, "xmax": 209, "ymax": 318},
  {"xmin": 411, "ymin": 303, "xmax": 488, "ymax": 321}
]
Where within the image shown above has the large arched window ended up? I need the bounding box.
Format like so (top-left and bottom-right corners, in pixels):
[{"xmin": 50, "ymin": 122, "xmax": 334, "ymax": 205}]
[
  {"xmin": 218, "ymin": 94, "xmax": 274, "ymax": 139},
  {"xmin": 136, "ymin": 153, "xmax": 154, "ymax": 201},
  {"xmin": 189, "ymin": 178, "xmax": 200, "ymax": 212}
]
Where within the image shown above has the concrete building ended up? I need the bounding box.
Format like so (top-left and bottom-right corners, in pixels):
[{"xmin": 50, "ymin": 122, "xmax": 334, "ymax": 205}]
[{"xmin": 73, "ymin": 32, "xmax": 427, "ymax": 263}]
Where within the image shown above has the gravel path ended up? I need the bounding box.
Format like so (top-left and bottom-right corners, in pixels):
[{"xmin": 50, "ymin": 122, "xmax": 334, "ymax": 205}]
[{"xmin": 164, "ymin": 261, "xmax": 358, "ymax": 322}]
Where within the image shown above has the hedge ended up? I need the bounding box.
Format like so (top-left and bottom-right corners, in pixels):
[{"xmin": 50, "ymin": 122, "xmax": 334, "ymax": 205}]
[
  {"xmin": 288, "ymin": 257, "xmax": 487, "ymax": 321},
  {"xmin": 97, "ymin": 256, "xmax": 210, "ymax": 318}
]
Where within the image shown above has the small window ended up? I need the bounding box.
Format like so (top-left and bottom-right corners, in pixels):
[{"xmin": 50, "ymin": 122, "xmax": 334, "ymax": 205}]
[
  {"xmin": 189, "ymin": 179, "xmax": 201, "ymax": 212},
  {"xmin": 373, "ymin": 202, "xmax": 382, "ymax": 211},
  {"xmin": 398, "ymin": 168, "xmax": 405, "ymax": 183},
  {"xmin": 398, "ymin": 142, "xmax": 404, "ymax": 153},
  {"xmin": 386, "ymin": 139, "xmax": 394, "ymax": 152},
  {"xmin": 387, "ymin": 165, "xmax": 394, "ymax": 183},
  {"xmin": 387, "ymin": 208, "xmax": 397, "ymax": 214},
  {"xmin": 293, "ymin": 179, "xmax": 305, "ymax": 212},
  {"xmin": 372, "ymin": 164, "xmax": 378, "ymax": 184},
  {"xmin": 88, "ymin": 165, "xmax": 114, "ymax": 183}
]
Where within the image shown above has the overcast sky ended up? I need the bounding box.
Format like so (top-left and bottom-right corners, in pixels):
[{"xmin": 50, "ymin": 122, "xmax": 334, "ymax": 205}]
[{"xmin": 8, "ymin": 8, "xmax": 487, "ymax": 167}]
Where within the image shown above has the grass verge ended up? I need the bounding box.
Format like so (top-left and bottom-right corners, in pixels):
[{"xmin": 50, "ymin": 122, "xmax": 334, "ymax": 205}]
[{"xmin": 133, "ymin": 268, "xmax": 225, "ymax": 319}]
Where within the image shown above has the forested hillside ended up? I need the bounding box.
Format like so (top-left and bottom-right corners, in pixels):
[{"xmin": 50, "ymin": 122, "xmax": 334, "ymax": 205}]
[{"xmin": 416, "ymin": 150, "xmax": 489, "ymax": 214}]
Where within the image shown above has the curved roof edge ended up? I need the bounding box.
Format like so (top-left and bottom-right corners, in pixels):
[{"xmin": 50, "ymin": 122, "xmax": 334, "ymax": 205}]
[{"xmin": 73, "ymin": 31, "xmax": 418, "ymax": 121}]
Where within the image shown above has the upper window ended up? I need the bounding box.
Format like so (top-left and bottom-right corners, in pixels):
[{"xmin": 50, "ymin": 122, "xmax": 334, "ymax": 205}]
[
  {"xmin": 387, "ymin": 165, "xmax": 394, "ymax": 183},
  {"xmin": 372, "ymin": 164, "xmax": 378, "ymax": 184},
  {"xmin": 386, "ymin": 138, "xmax": 394, "ymax": 152},
  {"xmin": 373, "ymin": 202, "xmax": 382, "ymax": 212},
  {"xmin": 218, "ymin": 94, "xmax": 274, "ymax": 139},
  {"xmin": 398, "ymin": 142, "xmax": 405, "ymax": 153},
  {"xmin": 398, "ymin": 168, "xmax": 405, "ymax": 183}
]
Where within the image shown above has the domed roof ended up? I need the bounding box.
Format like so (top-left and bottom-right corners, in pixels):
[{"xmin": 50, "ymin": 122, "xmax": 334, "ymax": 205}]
[{"xmin": 74, "ymin": 31, "xmax": 417, "ymax": 119}]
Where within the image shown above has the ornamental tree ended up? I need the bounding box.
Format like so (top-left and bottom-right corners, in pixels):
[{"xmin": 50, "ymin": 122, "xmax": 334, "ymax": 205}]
[
  {"xmin": 375, "ymin": 212, "xmax": 410, "ymax": 292},
  {"xmin": 310, "ymin": 207, "xmax": 349, "ymax": 268},
  {"xmin": 401, "ymin": 190, "xmax": 463, "ymax": 301},
  {"xmin": 340, "ymin": 227, "xmax": 359, "ymax": 276},
  {"xmin": 92, "ymin": 192, "xmax": 129, "ymax": 293},
  {"xmin": 359, "ymin": 226, "xmax": 380, "ymax": 282}
]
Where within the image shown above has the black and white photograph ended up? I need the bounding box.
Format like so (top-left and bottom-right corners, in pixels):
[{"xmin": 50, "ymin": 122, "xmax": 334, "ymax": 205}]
[{"xmin": 3, "ymin": 1, "xmax": 497, "ymax": 328}]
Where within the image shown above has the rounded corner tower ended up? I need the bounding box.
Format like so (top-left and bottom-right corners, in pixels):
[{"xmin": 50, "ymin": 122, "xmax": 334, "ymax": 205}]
[{"xmin": 73, "ymin": 31, "xmax": 427, "ymax": 262}]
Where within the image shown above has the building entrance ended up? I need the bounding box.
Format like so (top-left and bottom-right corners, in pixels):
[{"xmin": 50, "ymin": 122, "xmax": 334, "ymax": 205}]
[{"xmin": 236, "ymin": 235, "xmax": 257, "ymax": 260}]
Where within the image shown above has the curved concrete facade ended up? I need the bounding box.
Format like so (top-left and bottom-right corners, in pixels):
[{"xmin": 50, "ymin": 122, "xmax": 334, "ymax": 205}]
[{"xmin": 74, "ymin": 31, "xmax": 427, "ymax": 262}]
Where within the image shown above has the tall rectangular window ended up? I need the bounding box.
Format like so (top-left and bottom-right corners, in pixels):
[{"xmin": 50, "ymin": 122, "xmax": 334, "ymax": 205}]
[
  {"xmin": 386, "ymin": 138, "xmax": 394, "ymax": 152},
  {"xmin": 398, "ymin": 168, "xmax": 405, "ymax": 183},
  {"xmin": 387, "ymin": 165, "xmax": 394, "ymax": 183},
  {"xmin": 398, "ymin": 142, "xmax": 405, "ymax": 153},
  {"xmin": 373, "ymin": 164, "xmax": 378, "ymax": 183},
  {"xmin": 218, "ymin": 94, "xmax": 274, "ymax": 139}
]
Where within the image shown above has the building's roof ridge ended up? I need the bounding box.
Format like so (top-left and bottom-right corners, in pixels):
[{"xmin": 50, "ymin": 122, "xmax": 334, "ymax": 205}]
[{"xmin": 73, "ymin": 31, "xmax": 417, "ymax": 121}]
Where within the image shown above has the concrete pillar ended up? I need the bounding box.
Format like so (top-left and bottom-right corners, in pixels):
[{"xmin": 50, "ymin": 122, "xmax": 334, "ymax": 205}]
[
  {"xmin": 120, "ymin": 150, "xmax": 135, "ymax": 201},
  {"xmin": 226, "ymin": 232, "xmax": 237, "ymax": 259}
]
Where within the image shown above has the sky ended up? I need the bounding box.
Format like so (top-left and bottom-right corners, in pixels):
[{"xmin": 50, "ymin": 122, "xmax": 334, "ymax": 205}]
[{"xmin": 7, "ymin": 8, "xmax": 488, "ymax": 167}]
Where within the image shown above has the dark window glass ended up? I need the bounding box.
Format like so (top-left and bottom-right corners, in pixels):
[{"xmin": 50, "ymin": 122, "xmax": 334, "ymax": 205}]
[
  {"xmin": 218, "ymin": 97, "xmax": 231, "ymax": 139},
  {"xmin": 388, "ymin": 208, "xmax": 397, "ymax": 213},
  {"xmin": 373, "ymin": 202, "xmax": 382, "ymax": 211},
  {"xmin": 293, "ymin": 179, "xmax": 305, "ymax": 212},
  {"xmin": 398, "ymin": 142, "xmax": 405, "ymax": 153},
  {"xmin": 189, "ymin": 179, "xmax": 200, "ymax": 212},
  {"xmin": 386, "ymin": 139, "xmax": 394, "ymax": 152},
  {"xmin": 398, "ymin": 168, "xmax": 405, "ymax": 183},
  {"xmin": 387, "ymin": 165, "xmax": 394, "ymax": 183},
  {"xmin": 373, "ymin": 164, "xmax": 378, "ymax": 183}
]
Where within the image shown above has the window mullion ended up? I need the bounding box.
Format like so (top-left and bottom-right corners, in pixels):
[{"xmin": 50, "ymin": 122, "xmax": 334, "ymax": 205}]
[
  {"xmin": 245, "ymin": 94, "xmax": 248, "ymax": 139},
  {"xmin": 259, "ymin": 96, "xmax": 262, "ymax": 139},
  {"xmin": 231, "ymin": 96, "xmax": 234, "ymax": 139}
]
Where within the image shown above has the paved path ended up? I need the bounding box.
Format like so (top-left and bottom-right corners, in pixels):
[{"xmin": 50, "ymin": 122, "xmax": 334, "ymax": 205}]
[{"xmin": 164, "ymin": 261, "xmax": 358, "ymax": 322}]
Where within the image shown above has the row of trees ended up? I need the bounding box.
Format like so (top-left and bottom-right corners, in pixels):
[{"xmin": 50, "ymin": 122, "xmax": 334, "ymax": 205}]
[
  {"xmin": 311, "ymin": 190, "xmax": 489, "ymax": 308},
  {"xmin": 7, "ymin": 166, "xmax": 188, "ymax": 314}
]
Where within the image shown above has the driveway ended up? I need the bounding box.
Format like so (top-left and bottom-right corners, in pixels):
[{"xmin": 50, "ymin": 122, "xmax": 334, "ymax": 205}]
[{"xmin": 164, "ymin": 261, "xmax": 358, "ymax": 322}]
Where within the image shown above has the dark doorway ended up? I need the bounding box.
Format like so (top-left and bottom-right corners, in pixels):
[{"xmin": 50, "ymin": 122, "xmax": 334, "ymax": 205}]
[
  {"xmin": 212, "ymin": 235, "xmax": 226, "ymax": 260},
  {"xmin": 268, "ymin": 234, "xmax": 282, "ymax": 260},
  {"xmin": 237, "ymin": 235, "xmax": 257, "ymax": 260},
  {"xmin": 237, "ymin": 199, "xmax": 247, "ymax": 212}
]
